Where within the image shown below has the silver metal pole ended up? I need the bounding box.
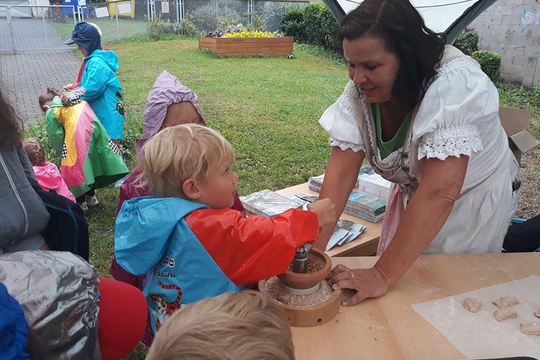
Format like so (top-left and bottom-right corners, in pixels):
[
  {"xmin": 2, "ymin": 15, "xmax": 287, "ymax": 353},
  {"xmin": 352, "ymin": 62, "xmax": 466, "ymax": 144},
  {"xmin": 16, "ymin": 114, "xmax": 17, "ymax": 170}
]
[
  {"xmin": 7, "ymin": 6, "xmax": 16, "ymax": 53},
  {"xmin": 42, "ymin": 11, "xmax": 50, "ymax": 48},
  {"xmin": 175, "ymin": 0, "xmax": 180, "ymax": 24},
  {"xmin": 72, "ymin": 5, "xmax": 76, "ymax": 25},
  {"xmin": 115, "ymin": 2, "xmax": 120, "ymax": 40}
]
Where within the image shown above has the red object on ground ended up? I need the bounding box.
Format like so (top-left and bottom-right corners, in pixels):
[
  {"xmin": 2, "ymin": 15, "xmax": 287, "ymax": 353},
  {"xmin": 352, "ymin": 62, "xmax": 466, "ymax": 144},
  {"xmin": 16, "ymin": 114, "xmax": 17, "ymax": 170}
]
[{"xmin": 97, "ymin": 277, "xmax": 147, "ymax": 360}]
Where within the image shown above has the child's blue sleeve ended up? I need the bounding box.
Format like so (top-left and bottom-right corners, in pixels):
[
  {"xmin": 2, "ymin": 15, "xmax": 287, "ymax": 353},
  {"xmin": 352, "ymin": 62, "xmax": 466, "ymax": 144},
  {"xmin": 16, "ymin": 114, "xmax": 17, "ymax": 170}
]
[
  {"xmin": 80, "ymin": 59, "xmax": 110, "ymax": 101},
  {"xmin": 114, "ymin": 206, "xmax": 171, "ymax": 276}
]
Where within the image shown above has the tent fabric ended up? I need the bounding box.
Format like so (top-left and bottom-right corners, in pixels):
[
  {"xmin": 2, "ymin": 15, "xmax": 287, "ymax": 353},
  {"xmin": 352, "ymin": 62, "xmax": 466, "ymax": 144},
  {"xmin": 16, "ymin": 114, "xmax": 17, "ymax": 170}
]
[{"xmin": 323, "ymin": 0, "xmax": 496, "ymax": 41}]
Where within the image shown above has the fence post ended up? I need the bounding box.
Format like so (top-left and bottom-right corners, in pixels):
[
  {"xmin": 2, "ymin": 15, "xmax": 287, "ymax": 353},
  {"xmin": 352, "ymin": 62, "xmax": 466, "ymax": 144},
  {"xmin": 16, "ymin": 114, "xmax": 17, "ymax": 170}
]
[
  {"xmin": 42, "ymin": 10, "xmax": 50, "ymax": 48},
  {"xmin": 115, "ymin": 2, "xmax": 120, "ymax": 41},
  {"xmin": 7, "ymin": 6, "xmax": 16, "ymax": 53}
]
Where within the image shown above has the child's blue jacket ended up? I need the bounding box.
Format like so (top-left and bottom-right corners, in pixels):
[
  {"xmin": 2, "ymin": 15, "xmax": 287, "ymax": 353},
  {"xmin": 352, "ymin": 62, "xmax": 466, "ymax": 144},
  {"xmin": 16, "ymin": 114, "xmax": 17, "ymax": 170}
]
[{"xmin": 80, "ymin": 49, "xmax": 124, "ymax": 140}]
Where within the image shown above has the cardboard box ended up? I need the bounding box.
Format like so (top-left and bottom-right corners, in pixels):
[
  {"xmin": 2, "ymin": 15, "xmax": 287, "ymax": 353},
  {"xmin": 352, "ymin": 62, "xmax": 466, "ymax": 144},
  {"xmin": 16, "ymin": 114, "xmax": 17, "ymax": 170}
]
[{"xmin": 499, "ymin": 106, "xmax": 540, "ymax": 164}]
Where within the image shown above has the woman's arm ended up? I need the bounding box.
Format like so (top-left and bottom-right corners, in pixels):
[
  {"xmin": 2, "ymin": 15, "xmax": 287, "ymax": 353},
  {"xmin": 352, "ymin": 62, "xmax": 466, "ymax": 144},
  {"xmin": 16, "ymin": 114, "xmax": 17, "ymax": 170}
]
[
  {"xmin": 315, "ymin": 147, "xmax": 365, "ymax": 250},
  {"xmin": 332, "ymin": 155, "xmax": 468, "ymax": 305}
]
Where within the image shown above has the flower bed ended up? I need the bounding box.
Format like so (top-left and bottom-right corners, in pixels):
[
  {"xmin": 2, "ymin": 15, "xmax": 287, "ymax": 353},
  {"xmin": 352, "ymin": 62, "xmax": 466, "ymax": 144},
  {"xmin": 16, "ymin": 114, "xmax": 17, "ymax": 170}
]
[{"xmin": 199, "ymin": 30, "xmax": 294, "ymax": 57}]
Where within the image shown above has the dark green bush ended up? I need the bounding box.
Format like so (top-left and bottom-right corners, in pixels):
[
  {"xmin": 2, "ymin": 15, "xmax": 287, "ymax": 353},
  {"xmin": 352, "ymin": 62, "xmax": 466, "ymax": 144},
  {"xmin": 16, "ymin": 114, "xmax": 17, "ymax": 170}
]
[
  {"xmin": 453, "ymin": 29, "xmax": 479, "ymax": 55},
  {"xmin": 280, "ymin": 4, "xmax": 340, "ymax": 53},
  {"xmin": 280, "ymin": 6, "xmax": 306, "ymax": 42},
  {"xmin": 472, "ymin": 50, "xmax": 501, "ymax": 82}
]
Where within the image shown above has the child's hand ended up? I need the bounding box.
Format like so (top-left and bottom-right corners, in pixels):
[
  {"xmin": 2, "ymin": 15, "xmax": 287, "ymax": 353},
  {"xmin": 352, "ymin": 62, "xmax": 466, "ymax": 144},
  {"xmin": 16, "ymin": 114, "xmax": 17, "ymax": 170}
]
[
  {"xmin": 307, "ymin": 199, "xmax": 336, "ymax": 228},
  {"xmin": 63, "ymin": 84, "xmax": 74, "ymax": 91}
]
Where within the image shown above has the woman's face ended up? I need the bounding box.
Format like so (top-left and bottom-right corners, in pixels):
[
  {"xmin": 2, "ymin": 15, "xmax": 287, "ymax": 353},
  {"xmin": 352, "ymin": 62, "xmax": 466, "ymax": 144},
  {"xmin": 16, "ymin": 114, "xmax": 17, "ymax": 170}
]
[{"xmin": 343, "ymin": 35, "xmax": 400, "ymax": 104}]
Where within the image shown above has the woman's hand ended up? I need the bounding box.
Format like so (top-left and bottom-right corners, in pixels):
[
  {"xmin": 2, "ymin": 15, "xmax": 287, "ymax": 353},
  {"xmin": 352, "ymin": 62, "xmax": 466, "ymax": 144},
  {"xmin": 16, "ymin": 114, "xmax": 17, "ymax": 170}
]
[{"xmin": 330, "ymin": 264, "xmax": 389, "ymax": 306}]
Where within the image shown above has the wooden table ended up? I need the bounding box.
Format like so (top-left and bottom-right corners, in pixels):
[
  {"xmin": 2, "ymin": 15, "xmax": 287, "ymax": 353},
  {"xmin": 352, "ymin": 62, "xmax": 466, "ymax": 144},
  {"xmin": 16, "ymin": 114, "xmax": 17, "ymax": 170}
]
[
  {"xmin": 292, "ymin": 252, "xmax": 540, "ymax": 360},
  {"xmin": 277, "ymin": 182, "xmax": 382, "ymax": 257}
]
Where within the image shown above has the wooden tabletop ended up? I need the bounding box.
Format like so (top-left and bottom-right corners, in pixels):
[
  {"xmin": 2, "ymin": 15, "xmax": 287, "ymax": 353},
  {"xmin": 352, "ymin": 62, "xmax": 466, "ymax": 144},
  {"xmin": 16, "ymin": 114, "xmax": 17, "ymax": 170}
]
[
  {"xmin": 292, "ymin": 252, "xmax": 540, "ymax": 360},
  {"xmin": 276, "ymin": 182, "xmax": 382, "ymax": 257}
]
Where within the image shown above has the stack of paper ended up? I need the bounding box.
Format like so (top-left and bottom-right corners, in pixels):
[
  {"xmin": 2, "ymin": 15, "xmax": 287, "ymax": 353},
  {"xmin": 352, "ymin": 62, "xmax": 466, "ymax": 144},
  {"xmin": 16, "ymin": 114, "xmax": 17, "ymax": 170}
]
[
  {"xmin": 240, "ymin": 190, "xmax": 303, "ymax": 217},
  {"xmin": 326, "ymin": 219, "xmax": 366, "ymax": 251},
  {"xmin": 344, "ymin": 191, "xmax": 386, "ymax": 222}
]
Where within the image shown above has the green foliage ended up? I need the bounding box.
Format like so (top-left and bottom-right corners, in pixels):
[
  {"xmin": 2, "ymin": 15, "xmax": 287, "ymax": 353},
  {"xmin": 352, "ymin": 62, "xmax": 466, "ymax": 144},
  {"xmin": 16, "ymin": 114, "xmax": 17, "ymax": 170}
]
[
  {"xmin": 497, "ymin": 82, "xmax": 540, "ymax": 139},
  {"xmin": 472, "ymin": 50, "xmax": 501, "ymax": 82},
  {"xmin": 216, "ymin": 8, "xmax": 241, "ymax": 34},
  {"xmin": 453, "ymin": 29, "xmax": 479, "ymax": 55},
  {"xmin": 180, "ymin": 15, "xmax": 199, "ymax": 38},
  {"xmin": 248, "ymin": 13, "xmax": 266, "ymax": 32},
  {"xmin": 280, "ymin": 4, "xmax": 340, "ymax": 53},
  {"xmin": 189, "ymin": 4, "xmax": 218, "ymax": 33},
  {"xmin": 280, "ymin": 6, "xmax": 306, "ymax": 42},
  {"xmin": 147, "ymin": 18, "xmax": 177, "ymax": 41}
]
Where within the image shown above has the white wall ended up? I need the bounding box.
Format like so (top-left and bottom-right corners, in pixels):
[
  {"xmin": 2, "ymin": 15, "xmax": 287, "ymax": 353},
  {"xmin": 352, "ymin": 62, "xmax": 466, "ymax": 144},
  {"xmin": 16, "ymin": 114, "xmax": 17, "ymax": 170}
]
[{"xmin": 470, "ymin": 0, "xmax": 540, "ymax": 87}]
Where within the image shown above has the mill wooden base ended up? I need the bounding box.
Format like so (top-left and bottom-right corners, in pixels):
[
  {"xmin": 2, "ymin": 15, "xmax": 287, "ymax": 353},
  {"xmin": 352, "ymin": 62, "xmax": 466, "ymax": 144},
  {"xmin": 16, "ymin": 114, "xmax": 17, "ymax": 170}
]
[{"xmin": 259, "ymin": 279, "xmax": 341, "ymax": 327}]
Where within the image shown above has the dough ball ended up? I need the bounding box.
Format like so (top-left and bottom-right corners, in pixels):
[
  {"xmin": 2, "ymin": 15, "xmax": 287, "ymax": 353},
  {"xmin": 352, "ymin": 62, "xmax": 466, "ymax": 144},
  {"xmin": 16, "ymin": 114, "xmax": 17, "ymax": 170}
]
[
  {"xmin": 520, "ymin": 322, "xmax": 540, "ymax": 336},
  {"xmin": 535, "ymin": 309, "xmax": 540, "ymax": 319},
  {"xmin": 492, "ymin": 296, "xmax": 519, "ymax": 309},
  {"xmin": 494, "ymin": 307, "xmax": 517, "ymax": 321},
  {"xmin": 463, "ymin": 298, "xmax": 482, "ymax": 313}
]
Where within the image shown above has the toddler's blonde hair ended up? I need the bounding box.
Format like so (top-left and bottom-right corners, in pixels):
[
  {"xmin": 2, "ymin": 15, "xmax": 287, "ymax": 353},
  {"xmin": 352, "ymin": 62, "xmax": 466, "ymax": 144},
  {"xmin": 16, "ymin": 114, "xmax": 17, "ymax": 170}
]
[
  {"xmin": 23, "ymin": 138, "xmax": 47, "ymax": 166},
  {"xmin": 139, "ymin": 124, "xmax": 235, "ymax": 198},
  {"xmin": 145, "ymin": 290, "xmax": 295, "ymax": 360}
]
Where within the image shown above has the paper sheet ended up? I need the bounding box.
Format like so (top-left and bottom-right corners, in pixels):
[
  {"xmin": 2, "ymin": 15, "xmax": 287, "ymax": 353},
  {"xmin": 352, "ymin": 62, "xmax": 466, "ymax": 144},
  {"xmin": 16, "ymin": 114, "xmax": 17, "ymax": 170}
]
[{"xmin": 413, "ymin": 275, "xmax": 540, "ymax": 359}]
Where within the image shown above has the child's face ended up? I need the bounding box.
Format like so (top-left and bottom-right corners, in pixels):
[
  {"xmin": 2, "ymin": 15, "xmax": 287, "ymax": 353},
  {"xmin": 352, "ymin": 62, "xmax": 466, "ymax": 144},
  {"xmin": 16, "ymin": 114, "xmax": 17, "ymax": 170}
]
[{"xmin": 196, "ymin": 160, "xmax": 238, "ymax": 209}]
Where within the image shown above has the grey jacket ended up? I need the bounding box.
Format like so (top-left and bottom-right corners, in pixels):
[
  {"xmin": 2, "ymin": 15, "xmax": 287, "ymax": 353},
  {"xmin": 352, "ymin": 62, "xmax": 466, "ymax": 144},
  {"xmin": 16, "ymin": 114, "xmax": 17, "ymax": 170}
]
[{"xmin": 0, "ymin": 143, "xmax": 49, "ymax": 252}]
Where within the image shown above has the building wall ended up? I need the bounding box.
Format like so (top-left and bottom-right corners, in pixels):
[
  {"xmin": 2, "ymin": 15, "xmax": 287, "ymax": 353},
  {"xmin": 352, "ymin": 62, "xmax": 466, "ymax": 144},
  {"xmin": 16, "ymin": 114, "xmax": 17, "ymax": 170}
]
[{"xmin": 469, "ymin": 0, "xmax": 540, "ymax": 87}]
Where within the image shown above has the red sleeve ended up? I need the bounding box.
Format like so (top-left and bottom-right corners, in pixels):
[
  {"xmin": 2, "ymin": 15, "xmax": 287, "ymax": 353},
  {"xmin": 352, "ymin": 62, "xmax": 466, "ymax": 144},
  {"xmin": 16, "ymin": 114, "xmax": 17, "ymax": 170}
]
[
  {"xmin": 116, "ymin": 167, "xmax": 150, "ymax": 214},
  {"xmin": 186, "ymin": 209, "xmax": 319, "ymax": 286}
]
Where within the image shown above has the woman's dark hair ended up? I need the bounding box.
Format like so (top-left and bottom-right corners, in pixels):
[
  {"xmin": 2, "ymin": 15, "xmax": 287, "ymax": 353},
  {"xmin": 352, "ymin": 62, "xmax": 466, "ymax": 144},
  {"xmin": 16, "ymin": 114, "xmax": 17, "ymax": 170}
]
[
  {"xmin": 338, "ymin": 0, "xmax": 446, "ymax": 110},
  {"xmin": 38, "ymin": 87, "xmax": 61, "ymax": 112},
  {"xmin": 0, "ymin": 90, "xmax": 23, "ymax": 149}
]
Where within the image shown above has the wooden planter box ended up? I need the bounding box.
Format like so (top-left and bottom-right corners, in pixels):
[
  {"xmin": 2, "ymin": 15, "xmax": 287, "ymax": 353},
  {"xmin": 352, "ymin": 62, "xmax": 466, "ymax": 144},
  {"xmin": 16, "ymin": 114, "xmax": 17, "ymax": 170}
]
[{"xmin": 198, "ymin": 36, "xmax": 294, "ymax": 57}]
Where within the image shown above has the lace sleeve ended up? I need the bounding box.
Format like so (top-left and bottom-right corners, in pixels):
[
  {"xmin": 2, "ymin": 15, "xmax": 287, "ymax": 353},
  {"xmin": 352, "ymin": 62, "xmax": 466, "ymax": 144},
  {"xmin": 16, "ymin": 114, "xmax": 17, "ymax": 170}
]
[
  {"xmin": 329, "ymin": 138, "xmax": 365, "ymax": 153},
  {"xmin": 417, "ymin": 125, "xmax": 483, "ymax": 160}
]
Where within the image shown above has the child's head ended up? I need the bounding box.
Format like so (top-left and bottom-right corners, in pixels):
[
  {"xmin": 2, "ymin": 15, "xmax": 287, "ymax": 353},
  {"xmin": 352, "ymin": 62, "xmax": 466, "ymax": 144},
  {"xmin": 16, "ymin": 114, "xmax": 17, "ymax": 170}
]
[
  {"xmin": 38, "ymin": 87, "xmax": 60, "ymax": 112},
  {"xmin": 145, "ymin": 291, "xmax": 295, "ymax": 360},
  {"xmin": 139, "ymin": 124, "xmax": 238, "ymax": 209},
  {"xmin": 23, "ymin": 138, "xmax": 47, "ymax": 166}
]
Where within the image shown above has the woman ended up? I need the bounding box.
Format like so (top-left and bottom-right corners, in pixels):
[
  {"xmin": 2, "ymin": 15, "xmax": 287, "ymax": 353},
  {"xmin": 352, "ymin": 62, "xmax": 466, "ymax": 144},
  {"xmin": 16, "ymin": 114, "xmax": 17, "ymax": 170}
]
[
  {"xmin": 65, "ymin": 22, "xmax": 125, "ymax": 141},
  {"xmin": 0, "ymin": 90, "xmax": 50, "ymax": 253},
  {"xmin": 318, "ymin": 0, "xmax": 519, "ymax": 305}
]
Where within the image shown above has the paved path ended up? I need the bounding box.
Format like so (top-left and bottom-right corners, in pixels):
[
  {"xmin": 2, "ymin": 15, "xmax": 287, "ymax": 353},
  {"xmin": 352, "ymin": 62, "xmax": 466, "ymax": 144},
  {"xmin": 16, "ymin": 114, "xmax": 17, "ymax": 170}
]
[{"xmin": 0, "ymin": 18, "xmax": 79, "ymax": 125}]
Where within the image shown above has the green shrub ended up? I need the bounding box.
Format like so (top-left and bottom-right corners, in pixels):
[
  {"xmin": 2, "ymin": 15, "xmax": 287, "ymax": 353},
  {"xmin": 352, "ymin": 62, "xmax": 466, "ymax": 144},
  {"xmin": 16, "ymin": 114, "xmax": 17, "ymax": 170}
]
[
  {"xmin": 148, "ymin": 18, "xmax": 176, "ymax": 41},
  {"xmin": 280, "ymin": 6, "xmax": 306, "ymax": 42},
  {"xmin": 453, "ymin": 29, "xmax": 479, "ymax": 55},
  {"xmin": 472, "ymin": 50, "xmax": 501, "ymax": 82},
  {"xmin": 248, "ymin": 13, "xmax": 265, "ymax": 32},
  {"xmin": 180, "ymin": 15, "xmax": 199, "ymax": 38},
  {"xmin": 280, "ymin": 4, "xmax": 339, "ymax": 53},
  {"xmin": 216, "ymin": 8, "xmax": 241, "ymax": 33},
  {"xmin": 189, "ymin": 4, "xmax": 218, "ymax": 33}
]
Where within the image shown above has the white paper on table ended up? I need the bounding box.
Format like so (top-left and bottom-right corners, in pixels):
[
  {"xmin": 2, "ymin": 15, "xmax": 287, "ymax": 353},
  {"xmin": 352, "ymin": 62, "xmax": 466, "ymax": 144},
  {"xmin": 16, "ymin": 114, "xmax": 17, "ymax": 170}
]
[{"xmin": 412, "ymin": 275, "xmax": 540, "ymax": 359}]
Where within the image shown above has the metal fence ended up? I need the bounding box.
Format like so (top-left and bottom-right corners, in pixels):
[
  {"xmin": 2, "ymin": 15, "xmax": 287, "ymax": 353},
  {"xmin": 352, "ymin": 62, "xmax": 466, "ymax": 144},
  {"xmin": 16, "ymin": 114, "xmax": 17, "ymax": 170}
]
[
  {"xmin": 0, "ymin": 4, "xmax": 78, "ymax": 52},
  {"xmin": 0, "ymin": 0, "xmax": 309, "ymax": 51}
]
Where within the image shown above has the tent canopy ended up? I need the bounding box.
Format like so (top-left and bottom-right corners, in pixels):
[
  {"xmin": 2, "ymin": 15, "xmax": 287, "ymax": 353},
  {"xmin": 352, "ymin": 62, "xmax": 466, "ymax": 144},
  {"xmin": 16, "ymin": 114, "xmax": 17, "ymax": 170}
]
[{"xmin": 321, "ymin": 0, "xmax": 497, "ymax": 43}]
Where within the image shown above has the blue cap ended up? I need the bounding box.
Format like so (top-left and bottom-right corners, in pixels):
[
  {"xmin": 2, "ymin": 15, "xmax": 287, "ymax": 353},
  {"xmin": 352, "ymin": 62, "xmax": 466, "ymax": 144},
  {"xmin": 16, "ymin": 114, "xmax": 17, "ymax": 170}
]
[{"xmin": 64, "ymin": 22, "xmax": 101, "ymax": 54}]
